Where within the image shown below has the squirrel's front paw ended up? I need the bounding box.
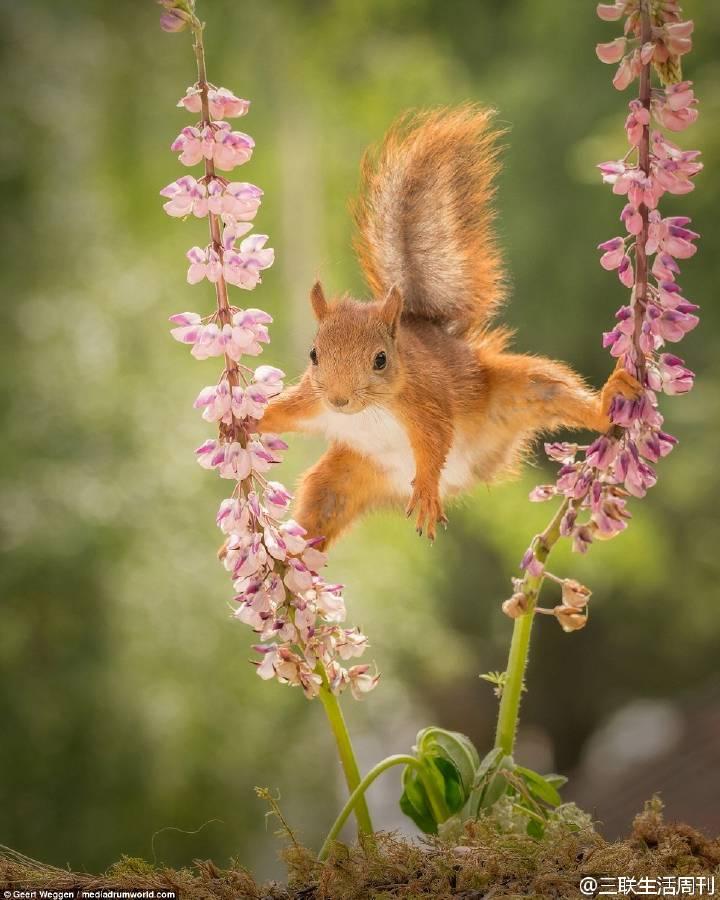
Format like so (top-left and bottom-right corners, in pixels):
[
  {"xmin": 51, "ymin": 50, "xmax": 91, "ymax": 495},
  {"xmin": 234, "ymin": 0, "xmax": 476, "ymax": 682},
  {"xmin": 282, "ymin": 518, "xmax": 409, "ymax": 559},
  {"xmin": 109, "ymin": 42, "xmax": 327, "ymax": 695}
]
[
  {"xmin": 601, "ymin": 367, "xmax": 644, "ymax": 418},
  {"xmin": 406, "ymin": 481, "xmax": 447, "ymax": 541}
]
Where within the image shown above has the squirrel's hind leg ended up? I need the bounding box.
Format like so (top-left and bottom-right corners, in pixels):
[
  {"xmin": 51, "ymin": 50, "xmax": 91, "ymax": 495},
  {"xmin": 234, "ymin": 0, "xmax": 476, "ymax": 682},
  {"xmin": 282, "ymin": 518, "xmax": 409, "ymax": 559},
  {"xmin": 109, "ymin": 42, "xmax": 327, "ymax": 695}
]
[
  {"xmin": 484, "ymin": 354, "xmax": 642, "ymax": 435},
  {"xmin": 294, "ymin": 442, "xmax": 391, "ymax": 549}
]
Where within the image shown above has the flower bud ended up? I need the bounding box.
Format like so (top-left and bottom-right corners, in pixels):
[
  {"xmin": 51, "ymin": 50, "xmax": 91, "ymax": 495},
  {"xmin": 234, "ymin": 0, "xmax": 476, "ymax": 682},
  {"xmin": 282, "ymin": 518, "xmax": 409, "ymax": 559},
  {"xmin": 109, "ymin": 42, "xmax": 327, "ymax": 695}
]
[
  {"xmin": 520, "ymin": 548, "xmax": 544, "ymax": 578},
  {"xmin": 159, "ymin": 7, "xmax": 192, "ymax": 32}
]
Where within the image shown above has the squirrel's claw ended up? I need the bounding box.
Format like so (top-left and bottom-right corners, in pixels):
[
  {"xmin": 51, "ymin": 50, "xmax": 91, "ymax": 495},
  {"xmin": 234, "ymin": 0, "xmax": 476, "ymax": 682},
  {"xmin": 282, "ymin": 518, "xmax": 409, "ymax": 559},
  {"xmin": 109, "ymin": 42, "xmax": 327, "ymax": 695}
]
[{"xmin": 406, "ymin": 482, "xmax": 446, "ymax": 542}]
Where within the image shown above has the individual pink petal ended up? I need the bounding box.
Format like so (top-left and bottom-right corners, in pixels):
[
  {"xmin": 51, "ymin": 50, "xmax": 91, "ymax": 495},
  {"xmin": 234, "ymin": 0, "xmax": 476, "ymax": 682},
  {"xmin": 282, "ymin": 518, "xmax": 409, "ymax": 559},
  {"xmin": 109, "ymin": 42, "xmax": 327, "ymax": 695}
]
[
  {"xmin": 185, "ymin": 246, "xmax": 207, "ymax": 284},
  {"xmin": 664, "ymin": 235, "xmax": 697, "ymax": 259},
  {"xmin": 195, "ymin": 438, "xmax": 220, "ymax": 469},
  {"xmin": 243, "ymin": 309, "xmax": 274, "ymax": 325},
  {"xmin": 620, "ymin": 204, "xmax": 643, "ymax": 235},
  {"xmin": 613, "ymin": 53, "xmax": 637, "ymax": 91},
  {"xmin": 665, "ymin": 20, "xmax": 694, "ymax": 39},
  {"xmin": 253, "ymin": 365, "xmax": 285, "ymax": 398},
  {"xmin": 280, "ymin": 520, "xmax": 307, "ymax": 555},
  {"xmin": 303, "ymin": 546, "xmax": 328, "ymax": 573},
  {"xmin": 207, "ymin": 87, "xmax": 250, "ymax": 119},
  {"xmin": 617, "ymin": 255, "xmax": 634, "ymax": 287},
  {"xmin": 206, "ymin": 247, "xmax": 223, "ymax": 282},
  {"xmin": 596, "ymin": 2, "xmax": 624, "ymax": 21},
  {"xmin": 599, "ymin": 238, "xmax": 625, "ymax": 270},
  {"xmin": 663, "ymin": 21, "xmax": 693, "ymax": 56},
  {"xmin": 223, "ymin": 182, "xmax": 263, "ymax": 220},
  {"xmin": 222, "ymin": 221, "xmax": 254, "ymax": 250},
  {"xmin": 193, "ymin": 385, "xmax": 218, "ymax": 409},
  {"xmin": 170, "ymin": 324, "xmax": 201, "ymax": 344},
  {"xmin": 219, "ymin": 442, "xmax": 252, "ymax": 480},
  {"xmin": 171, "ymin": 126, "xmax": 204, "ymax": 166},
  {"xmin": 191, "ymin": 323, "xmax": 226, "ymax": 359},
  {"xmin": 169, "ymin": 311, "xmax": 201, "ymax": 326},
  {"xmin": 177, "ymin": 87, "xmax": 203, "ymax": 113},
  {"xmin": 596, "ymin": 37, "xmax": 626, "ymax": 64},
  {"xmin": 639, "ymin": 41, "xmax": 655, "ymax": 65}
]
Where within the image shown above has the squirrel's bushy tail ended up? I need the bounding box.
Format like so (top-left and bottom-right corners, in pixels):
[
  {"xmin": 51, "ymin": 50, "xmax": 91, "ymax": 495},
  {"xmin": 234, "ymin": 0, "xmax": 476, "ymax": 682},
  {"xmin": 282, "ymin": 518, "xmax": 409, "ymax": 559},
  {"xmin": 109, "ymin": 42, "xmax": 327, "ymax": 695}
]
[{"xmin": 354, "ymin": 105, "xmax": 506, "ymax": 334}]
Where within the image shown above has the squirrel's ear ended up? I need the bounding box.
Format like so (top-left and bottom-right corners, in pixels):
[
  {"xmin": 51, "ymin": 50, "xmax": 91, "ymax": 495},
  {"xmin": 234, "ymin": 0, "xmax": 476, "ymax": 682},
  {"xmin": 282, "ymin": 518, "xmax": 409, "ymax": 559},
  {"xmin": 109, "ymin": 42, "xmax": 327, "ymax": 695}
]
[
  {"xmin": 310, "ymin": 281, "xmax": 328, "ymax": 321},
  {"xmin": 379, "ymin": 285, "xmax": 403, "ymax": 337}
]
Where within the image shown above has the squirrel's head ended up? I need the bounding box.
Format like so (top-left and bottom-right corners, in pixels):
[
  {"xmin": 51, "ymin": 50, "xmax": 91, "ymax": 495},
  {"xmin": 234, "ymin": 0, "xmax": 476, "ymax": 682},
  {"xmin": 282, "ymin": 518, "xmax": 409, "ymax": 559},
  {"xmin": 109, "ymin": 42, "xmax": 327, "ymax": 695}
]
[{"xmin": 306, "ymin": 281, "xmax": 404, "ymax": 414}]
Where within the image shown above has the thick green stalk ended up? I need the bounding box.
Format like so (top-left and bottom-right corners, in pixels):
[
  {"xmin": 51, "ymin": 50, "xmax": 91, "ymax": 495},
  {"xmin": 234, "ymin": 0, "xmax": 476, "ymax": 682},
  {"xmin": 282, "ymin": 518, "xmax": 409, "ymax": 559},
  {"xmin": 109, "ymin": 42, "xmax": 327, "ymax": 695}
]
[
  {"xmin": 318, "ymin": 754, "xmax": 447, "ymax": 861},
  {"xmin": 318, "ymin": 678, "xmax": 374, "ymax": 837},
  {"xmin": 494, "ymin": 499, "xmax": 569, "ymax": 755}
]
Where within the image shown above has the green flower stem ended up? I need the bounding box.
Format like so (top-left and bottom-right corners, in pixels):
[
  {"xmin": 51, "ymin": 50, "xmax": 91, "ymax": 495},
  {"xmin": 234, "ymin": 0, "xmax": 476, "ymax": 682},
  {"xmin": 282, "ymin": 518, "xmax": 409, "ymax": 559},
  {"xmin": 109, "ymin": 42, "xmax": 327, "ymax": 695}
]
[
  {"xmin": 494, "ymin": 498, "xmax": 569, "ymax": 756},
  {"xmin": 317, "ymin": 675, "xmax": 374, "ymax": 838},
  {"xmin": 318, "ymin": 754, "xmax": 446, "ymax": 861}
]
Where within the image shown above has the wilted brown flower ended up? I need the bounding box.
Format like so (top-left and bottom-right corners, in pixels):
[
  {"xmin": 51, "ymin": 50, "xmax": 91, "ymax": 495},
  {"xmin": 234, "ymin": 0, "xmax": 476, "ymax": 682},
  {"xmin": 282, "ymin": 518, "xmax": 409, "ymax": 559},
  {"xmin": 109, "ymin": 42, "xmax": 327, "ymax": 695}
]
[
  {"xmin": 561, "ymin": 578, "xmax": 592, "ymax": 609},
  {"xmin": 554, "ymin": 604, "xmax": 588, "ymax": 633},
  {"xmin": 502, "ymin": 593, "xmax": 529, "ymax": 619}
]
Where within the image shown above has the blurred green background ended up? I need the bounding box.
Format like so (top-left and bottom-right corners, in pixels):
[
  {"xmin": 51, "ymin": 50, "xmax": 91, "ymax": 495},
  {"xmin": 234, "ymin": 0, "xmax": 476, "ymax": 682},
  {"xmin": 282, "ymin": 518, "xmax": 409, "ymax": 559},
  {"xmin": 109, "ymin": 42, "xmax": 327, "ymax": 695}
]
[{"xmin": 1, "ymin": 0, "xmax": 718, "ymax": 881}]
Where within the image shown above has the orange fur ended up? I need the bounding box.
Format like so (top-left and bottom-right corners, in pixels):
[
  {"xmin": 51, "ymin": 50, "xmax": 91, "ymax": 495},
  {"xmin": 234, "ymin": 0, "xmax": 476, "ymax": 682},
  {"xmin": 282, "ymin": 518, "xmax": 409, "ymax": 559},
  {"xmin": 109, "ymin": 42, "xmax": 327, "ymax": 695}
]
[
  {"xmin": 249, "ymin": 108, "xmax": 641, "ymax": 548},
  {"xmin": 354, "ymin": 105, "xmax": 506, "ymax": 334},
  {"xmin": 294, "ymin": 444, "xmax": 391, "ymax": 549}
]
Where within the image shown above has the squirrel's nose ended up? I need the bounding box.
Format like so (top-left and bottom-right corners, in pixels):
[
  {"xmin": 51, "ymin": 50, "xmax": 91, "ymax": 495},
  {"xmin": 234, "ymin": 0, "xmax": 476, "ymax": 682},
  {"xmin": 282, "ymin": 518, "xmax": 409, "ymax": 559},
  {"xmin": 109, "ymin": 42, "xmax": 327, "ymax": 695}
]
[{"xmin": 329, "ymin": 396, "xmax": 349, "ymax": 408}]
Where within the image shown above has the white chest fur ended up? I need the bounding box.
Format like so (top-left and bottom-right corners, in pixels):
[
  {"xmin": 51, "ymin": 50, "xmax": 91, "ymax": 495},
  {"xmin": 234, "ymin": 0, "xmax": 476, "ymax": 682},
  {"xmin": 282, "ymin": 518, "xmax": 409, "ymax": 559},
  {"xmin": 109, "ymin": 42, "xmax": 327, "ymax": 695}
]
[{"xmin": 300, "ymin": 405, "xmax": 478, "ymax": 497}]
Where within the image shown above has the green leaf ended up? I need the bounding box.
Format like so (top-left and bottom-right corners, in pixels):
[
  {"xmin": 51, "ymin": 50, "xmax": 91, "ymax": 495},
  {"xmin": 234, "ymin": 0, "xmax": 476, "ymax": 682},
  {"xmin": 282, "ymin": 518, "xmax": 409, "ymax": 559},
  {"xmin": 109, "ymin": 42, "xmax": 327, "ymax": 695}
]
[
  {"xmin": 415, "ymin": 727, "xmax": 479, "ymax": 795},
  {"xmin": 399, "ymin": 730, "xmax": 516, "ymax": 831},
  {"xmin": 400, "ymin": 788, "xmax": 437, "ymax": 835},
  {"xmin": 400, "ymin": 767, "xmax": 437, "ymax": 834},
  {"xmin": 473, "ymin": 747, "xmax": 505, "ymax": 787},
  {"xmin": 460, "ymin": 748, "xmax": 506, "ymax": 818},
  {"xmin": 515, "ymin": 766, "xmax": 563, "ymax": 807},
  {"xmin": 423, "ymin": 756, "xmax": 450, "ymax": 804},
  {"xmin": 479, "ymin": 772, "xmax": 507, "ymax": 810},
  {"xmin": 479, "ymin": 761, "xmax": 511, "ymax": 810},
  {"xmin": 455, "ymin": 787, "xmax": 481, "ymax": 822},
  {"xmin": 399, "ymin": 727, "xmax": 485, "ymax": 832},
  {"xmin": 544, "ymin": 773, "xmax": 568, "ymax": 790},
  {"xmin": 402, "ymin": 765, "xmax": 430, "ymax": 817},
  {"xmin": 479, "ymin": 670, "xmax": 507, "ymax": 698},
  {"xmin": 433, "ymin": 756, "xmax": 464, "ymax": 814},
  {"xmin": 526, "ymin": 816, "xmax": 545, "ymax": 839}
]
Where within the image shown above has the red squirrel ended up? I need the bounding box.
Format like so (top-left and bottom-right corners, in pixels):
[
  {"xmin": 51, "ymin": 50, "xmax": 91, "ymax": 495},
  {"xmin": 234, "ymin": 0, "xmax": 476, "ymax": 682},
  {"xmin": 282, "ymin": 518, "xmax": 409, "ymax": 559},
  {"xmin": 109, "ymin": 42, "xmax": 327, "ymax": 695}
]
[{"xmin": 258, "ymin": 106, "xmax": 640, "ymax": 546}]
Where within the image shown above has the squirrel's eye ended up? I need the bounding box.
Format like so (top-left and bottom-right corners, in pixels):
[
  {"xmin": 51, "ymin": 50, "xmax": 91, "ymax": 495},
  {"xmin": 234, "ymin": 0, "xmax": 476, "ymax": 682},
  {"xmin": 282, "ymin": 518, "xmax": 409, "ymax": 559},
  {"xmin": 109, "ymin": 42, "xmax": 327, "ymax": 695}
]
[
  {"xmin": 309, "ymin": 347, "xmax": 318, "ymax": 365},
  {"xmin": 373, "ymin": 350, "xmax": 387, "ymax": 371}
]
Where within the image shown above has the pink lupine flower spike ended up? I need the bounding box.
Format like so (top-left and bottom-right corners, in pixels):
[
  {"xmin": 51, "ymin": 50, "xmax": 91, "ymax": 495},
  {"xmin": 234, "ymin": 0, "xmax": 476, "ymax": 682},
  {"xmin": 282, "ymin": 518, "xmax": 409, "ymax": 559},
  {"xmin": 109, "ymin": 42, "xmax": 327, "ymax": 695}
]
[
  {"xmin": 159, "ymin": 1, "xmax": 377, "ymax": 702},
  {"xmin": 503, "ymin": 0, "xmax": 700, "ymax": 628}
]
